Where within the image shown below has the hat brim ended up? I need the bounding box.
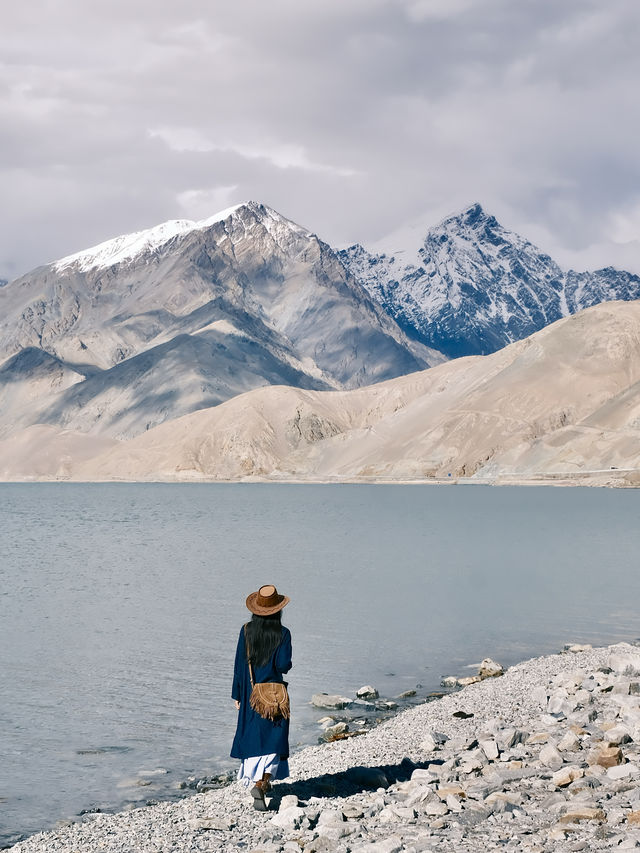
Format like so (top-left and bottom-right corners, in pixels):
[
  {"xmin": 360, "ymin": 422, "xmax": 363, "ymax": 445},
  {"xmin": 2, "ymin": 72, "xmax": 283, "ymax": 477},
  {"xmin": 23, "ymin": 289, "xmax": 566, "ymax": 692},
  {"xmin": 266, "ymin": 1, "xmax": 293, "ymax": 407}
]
[{"xmin": 246, "ymin": 591, "xmax": 290, "ymax": 616}]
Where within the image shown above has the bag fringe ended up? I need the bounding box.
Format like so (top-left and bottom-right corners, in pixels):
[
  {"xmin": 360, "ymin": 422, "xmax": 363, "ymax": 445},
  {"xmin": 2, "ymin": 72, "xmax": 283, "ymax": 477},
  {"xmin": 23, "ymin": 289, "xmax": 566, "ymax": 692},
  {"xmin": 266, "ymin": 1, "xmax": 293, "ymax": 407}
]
[{"xmin": 250, "ymin": 683, "xmax": 290, "ymax": 721}]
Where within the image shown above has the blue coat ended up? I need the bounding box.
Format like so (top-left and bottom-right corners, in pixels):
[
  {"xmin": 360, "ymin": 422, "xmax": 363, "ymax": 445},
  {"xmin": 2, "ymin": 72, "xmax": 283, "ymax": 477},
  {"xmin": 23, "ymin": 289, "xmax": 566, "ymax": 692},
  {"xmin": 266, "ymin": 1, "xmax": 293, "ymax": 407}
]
[{"xmin": 230, "ymin": 624, "xmax": 292, "ymax": 760}]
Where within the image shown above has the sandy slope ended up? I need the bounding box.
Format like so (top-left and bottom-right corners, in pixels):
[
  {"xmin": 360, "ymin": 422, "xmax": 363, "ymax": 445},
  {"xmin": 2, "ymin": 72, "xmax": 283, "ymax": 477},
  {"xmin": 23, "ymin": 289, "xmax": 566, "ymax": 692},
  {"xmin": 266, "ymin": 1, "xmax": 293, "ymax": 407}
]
[
  {"xmin": 0, "ymin": 425, "xmax": 117, "ymax": 480},
  {"xmin": 35, "ymin": 299, "xmax": 639, "ymax": 485}
]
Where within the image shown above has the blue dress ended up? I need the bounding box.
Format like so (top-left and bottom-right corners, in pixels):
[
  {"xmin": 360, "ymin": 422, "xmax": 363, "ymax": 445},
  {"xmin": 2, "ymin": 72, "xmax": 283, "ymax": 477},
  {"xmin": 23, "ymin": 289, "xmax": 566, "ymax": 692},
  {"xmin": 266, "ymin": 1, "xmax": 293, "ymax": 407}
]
[{"xmin": 230, "ymin": 625, "xmax": 292, "ymax": 760}]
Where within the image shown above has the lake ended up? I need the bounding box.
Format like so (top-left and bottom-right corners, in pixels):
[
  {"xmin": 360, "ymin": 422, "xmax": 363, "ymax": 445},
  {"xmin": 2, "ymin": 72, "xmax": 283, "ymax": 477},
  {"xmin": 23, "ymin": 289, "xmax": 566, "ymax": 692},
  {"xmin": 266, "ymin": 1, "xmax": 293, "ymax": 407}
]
[{"xmin": 1, "ymin": 483, "xmax": 639, "ymax": 846}]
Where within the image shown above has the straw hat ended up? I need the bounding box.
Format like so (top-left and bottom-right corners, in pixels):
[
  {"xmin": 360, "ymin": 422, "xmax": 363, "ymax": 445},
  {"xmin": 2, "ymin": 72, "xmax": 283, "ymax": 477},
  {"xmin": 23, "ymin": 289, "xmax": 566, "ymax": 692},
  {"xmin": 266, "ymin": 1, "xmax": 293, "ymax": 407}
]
[{"xmin": 246, "ymin": 584, "xmax": 290, "ymax": 616}]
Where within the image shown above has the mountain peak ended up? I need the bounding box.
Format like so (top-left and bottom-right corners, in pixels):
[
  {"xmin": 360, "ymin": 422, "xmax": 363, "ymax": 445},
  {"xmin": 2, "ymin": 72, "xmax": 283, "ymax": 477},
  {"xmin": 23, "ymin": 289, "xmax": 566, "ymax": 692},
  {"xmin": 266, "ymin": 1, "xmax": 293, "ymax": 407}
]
[
  {"xmin": 461, "ymin": 201, "xmax": 486, "ymax": 220},
  {"xmin": 51, "ymin": 200, "xmax": 311, "ymax": 274},
  {"xmin": 53, "ymin": 203, "xmax": 245, "ymax": 273},
  {"xmin": 436, "ymin": 202, "xmax": 502, "ymax": 234}
]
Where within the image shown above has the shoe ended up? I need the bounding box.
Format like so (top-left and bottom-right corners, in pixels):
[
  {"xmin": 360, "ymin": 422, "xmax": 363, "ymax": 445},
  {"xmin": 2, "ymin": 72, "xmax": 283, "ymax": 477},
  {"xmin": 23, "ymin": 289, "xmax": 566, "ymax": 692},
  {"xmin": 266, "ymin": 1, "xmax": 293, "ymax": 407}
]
[{"xmin": 251, "ymin": 783, "xmax": 268, "ymax": 811}]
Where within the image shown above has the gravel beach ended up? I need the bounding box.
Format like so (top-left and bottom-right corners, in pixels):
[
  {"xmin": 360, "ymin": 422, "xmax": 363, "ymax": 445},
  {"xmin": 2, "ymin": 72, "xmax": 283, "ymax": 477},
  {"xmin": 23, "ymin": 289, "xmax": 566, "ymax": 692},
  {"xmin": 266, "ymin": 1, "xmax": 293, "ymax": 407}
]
[{"xmin": 9, "ymin": 642, "xmax": 640, "ymax": 852}]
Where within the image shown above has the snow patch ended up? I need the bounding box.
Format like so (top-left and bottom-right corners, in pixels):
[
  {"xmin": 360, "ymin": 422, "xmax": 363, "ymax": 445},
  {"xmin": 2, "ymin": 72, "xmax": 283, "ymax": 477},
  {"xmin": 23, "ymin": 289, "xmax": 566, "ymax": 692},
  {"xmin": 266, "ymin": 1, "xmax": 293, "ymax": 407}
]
[
  {"xmin": 192, "ymin": 319, "xmax": 246, "ymax": 338},
  {"xmin": 54, "ymin": 203, "xmax": 250, "ymax": 273}
]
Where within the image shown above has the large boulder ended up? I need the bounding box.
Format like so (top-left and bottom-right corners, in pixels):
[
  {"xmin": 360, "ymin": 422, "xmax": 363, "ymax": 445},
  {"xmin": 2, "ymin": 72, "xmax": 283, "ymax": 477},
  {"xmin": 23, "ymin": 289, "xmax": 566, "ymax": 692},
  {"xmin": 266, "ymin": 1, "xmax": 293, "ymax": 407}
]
[
  {"xmin": 478, "ymin": 658, "xmax": 504, "ymax": 679},
  {"xmin": 311, "ymin": 693, "xmax": 353, "ymax": 710}
]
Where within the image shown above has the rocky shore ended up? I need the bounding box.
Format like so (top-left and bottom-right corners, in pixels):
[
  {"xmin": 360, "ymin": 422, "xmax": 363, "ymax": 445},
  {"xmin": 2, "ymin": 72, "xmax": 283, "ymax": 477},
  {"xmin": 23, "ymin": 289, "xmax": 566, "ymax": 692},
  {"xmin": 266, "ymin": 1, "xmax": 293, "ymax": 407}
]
[{"xmin": 10, "ymin": 642, "xmax": 640, "ymax": 852}]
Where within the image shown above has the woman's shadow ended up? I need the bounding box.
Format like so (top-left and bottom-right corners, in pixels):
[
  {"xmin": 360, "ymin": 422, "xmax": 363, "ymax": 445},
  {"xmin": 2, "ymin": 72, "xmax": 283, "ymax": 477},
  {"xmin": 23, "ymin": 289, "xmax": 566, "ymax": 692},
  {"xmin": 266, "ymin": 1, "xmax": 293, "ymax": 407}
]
[{"xmin": 267, "ymin": 756, "xmax": 441, "ymax": 808}]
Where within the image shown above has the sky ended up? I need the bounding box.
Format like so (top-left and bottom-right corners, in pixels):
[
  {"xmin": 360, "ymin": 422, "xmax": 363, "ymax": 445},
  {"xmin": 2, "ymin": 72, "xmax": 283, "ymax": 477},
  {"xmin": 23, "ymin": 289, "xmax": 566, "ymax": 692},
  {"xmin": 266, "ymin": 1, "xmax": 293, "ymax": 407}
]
[{"xmin": 2, "ymin": 0, "xmax": 640, "ymax": 280}]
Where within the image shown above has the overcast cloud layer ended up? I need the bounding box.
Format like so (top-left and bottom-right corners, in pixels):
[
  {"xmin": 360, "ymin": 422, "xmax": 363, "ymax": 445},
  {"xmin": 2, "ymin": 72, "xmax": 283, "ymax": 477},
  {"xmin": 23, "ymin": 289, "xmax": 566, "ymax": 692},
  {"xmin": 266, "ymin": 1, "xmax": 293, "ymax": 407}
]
[{"xmin": 2, "ymin": 0, "xmax": 640, "ymax": 280}]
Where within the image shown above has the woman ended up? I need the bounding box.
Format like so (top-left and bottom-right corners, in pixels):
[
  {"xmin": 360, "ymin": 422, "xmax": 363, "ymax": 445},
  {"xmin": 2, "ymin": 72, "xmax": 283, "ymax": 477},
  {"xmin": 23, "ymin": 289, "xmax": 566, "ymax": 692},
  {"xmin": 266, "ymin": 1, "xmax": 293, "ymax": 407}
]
[{"xmin": 231, "ymin": 584, "xmax": 292, "ymax": 810}]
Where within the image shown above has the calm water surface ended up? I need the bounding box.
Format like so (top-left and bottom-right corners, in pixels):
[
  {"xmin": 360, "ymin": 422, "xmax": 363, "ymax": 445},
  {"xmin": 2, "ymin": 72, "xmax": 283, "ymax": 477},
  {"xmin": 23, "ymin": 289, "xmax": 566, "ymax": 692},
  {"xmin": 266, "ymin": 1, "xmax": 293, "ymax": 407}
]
[{"xmin": 1, "ymin": 483, "xmax": 640, "ymax": 846}]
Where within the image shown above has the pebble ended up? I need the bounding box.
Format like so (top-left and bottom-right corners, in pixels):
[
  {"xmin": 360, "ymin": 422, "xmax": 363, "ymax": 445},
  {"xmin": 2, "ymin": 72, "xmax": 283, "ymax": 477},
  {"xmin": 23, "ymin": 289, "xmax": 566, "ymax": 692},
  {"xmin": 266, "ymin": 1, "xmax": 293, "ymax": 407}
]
[{"xmin": 10, "ymin": 641, "xmax": 640, "ymax": 853}]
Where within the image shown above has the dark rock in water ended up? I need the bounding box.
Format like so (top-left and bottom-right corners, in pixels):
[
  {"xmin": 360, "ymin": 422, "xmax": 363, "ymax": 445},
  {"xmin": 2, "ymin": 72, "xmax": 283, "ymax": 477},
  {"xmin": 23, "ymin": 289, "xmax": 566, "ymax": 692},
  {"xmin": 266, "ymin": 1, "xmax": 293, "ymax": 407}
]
[
  {"xmin": 76, "ymin": 745, "xmax": 132, "ymax": 756},
  {"xmin": 376, "ymin": 699, "xmax": 398, "ymax": 711},
  {"xmin": 323, "ymin": 730, "xmax": 366, "ymax": 743},
  {"xmin": 179, "ymin": 771, "xmax": 235, "ymax": 792},
  {"xmin": 323, "ymin": 722, "xmax": 349, "ymax": 740}
]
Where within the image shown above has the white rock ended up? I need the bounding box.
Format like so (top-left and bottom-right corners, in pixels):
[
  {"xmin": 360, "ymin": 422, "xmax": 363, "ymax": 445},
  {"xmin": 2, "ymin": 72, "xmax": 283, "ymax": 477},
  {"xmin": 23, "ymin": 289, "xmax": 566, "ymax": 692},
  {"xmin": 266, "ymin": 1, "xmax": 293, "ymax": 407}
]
[
  {"xmin": 350, "ymin": 837, "xmax": 403, "ymax": 853},
  {"xmin": 604, "ymin": 724, "xmax": 632, "ymax": 745},
  {"xmin": 279, "ymin": 795, "xmax": 300, "ymax": 811},
  {"xmin": 608, "ymin": 653, "xmax": 640, "ymax": 675},
  {"xmin": 478, "ymin": 658, "xmax": 504, "ymax": 679},
  {"xmin": 531, "ymin": 685, "xmax": 548, "ymax": 707},
  {"xmin": 317, "ymin": 809, "xmax": 345, "ymax": 825},
  {"xmin": 558, "ymin": 731, "xmax": 581, "ymax": 752},
  {"xmin": 189, "ymin": 817, "xmax": 235, "ymax": 831},
  {"xmin": 311, "ymin": 694, "xmax": 352, "ymax": 709},
  {"xmin": 552, "ymin": 766, "xmax": 584, "ymax": 787},
  {"xmin": 324, "ymin": 722, "xmax": 349, "ymax": 738},
  {"xmin": 270, "ymin": 806, "xmax": 306, "ymax": 828},
  {"xmin": 424, "ymin": 800, "xmax": 449, "ymax": 816},
  {"xmin": 547, "ymin": 689, "xmax": 569, "ymax": 714},
  {"xmin": 607, "ymin": 762, "xmax": 639, "ymax": 780},
  {"xmin": 316, "ymin": 822, "xmax": 352, "ymax": 840},
  {"xmin": 378, "ymin": 807, "xmax": 403, "ymax": 824},
  {"xmin": 539, "ymin": 744, "xmax": 563, "ymax": 770},
  {"xmin": 420, "ymin": 733, "xmax": 437, "ymax": 752},
  {"xmin": 445, "ymin": 794, "xmax": 462, "ymax": 812},
  {"xmin": 406, "ymin": 784, "xmax": 437, "ymax": 806},
  {"xmin": 356, "ymin": 685, "xmax": 379, "ymax": 700},
  {"xmin": 479, "ymin": 737, "xmax": 499, "ymax": 761},
  {"xmin": 411, "ymin": 768, "xmax": 437, "ymax": 783},
  {"xmin": 342, "ymin": 804, "xmax": 365, "ymax": 819},
  {"xmin": 459, "ymin": 756, "xmax": 484, "ymax": 774},
  {"xmin": 392, "ymin": 806, "xmax": 417, "ymax": 821},
  {"xmin": 419, "ymin": 731, "xmax": 448, "ymax": 752}
]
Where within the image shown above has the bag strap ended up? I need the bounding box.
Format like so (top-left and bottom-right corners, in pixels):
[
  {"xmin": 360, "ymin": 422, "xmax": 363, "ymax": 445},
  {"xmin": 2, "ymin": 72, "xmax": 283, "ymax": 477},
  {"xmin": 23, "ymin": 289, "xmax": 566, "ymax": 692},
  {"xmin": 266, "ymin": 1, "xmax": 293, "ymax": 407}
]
[{"xmin": 244, "ymin": 624, "xmax": 256, "ymax": 689}]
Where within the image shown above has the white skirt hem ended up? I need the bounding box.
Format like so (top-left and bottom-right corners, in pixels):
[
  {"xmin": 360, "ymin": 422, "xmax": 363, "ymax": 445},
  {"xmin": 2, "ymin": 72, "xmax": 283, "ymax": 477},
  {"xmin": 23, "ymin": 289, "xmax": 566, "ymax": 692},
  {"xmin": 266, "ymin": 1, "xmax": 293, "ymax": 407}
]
[{"xmin": 237, "ymin": 754, "xmax": 290, "ymax": 788}]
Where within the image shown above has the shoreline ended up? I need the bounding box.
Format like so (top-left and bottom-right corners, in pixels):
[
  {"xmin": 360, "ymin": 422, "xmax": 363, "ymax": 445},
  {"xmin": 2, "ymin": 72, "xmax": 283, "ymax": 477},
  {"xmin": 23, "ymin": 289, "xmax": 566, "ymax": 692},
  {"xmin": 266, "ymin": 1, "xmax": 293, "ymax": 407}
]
[
  {"xmin": 9, "ymin": 641, "xmax": 640, "ymax": 852},
  {"xmin": 1, "ymin": 471, "xmax": 639, "ymax": 487}
]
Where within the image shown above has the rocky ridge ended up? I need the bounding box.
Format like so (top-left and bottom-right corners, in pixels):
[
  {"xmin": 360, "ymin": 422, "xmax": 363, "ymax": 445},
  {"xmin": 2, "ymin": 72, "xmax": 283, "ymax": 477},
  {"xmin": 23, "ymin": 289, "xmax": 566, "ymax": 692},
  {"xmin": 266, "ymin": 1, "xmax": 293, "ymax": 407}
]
[
  {"xmin": 10, "ymin": 642, "xmax": 640, "ymax": 852},
  {"xmin": 339, "ymin": 204, "xmax": 640, "ymax": 358},
  {"xmin": 35, "ymin": 299, "xmax": 638, "ymax": 485},
  {"xmin": 0, "ymin": 202, "xmax": 439, "ymax": 440}
]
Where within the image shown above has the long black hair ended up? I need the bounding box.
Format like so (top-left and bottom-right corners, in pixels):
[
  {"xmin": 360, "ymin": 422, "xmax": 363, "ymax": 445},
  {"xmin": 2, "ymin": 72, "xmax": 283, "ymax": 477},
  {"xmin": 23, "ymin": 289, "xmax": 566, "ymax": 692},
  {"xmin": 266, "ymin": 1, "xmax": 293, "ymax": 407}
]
[{"xmin": 245, "ymin": 612, "xmax": 283, "ymax": 667}]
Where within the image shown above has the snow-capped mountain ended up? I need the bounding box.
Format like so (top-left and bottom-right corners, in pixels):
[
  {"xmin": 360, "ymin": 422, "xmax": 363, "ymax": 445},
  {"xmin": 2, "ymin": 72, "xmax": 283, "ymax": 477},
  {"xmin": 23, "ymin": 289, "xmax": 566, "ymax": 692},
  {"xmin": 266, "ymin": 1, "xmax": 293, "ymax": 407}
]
[
  {"xmin": 0, "ymin": 202, "xmax": 440, "ymax": 438},
  {"xmin": 339, "ymin": 203, "xmax": 640, "ymax": 358}
]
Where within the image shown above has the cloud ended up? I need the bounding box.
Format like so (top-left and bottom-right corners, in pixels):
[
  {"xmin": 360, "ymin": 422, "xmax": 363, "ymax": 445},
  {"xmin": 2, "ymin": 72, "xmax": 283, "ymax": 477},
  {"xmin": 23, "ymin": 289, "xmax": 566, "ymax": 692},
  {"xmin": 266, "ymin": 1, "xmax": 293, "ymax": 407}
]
[
  {"xmin": 609, "ymin": 201, "xmax": 640, "ymax": 246},
  {"xmin": 0, "ymin": 0, "xmax": 639, "ymax": 277},
  {"xmin": 177, "ymin": 185, "xmax": 239, "ymax": 220},
  {"xmin": 404, "ymin": 0, "xmax": 480, "ymax": 23},
  {"xmin": 149, "ymin": 126, "xmax": 358, "ymax": 175}
]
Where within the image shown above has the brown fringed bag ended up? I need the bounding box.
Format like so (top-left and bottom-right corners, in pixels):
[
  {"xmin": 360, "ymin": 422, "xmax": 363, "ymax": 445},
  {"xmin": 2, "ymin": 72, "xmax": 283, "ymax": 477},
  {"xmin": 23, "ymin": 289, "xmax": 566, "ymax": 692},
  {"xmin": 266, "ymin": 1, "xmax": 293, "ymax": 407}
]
[{"xmin": 244, "ymin": 625, "xmax": 290, "ymax": 722}]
